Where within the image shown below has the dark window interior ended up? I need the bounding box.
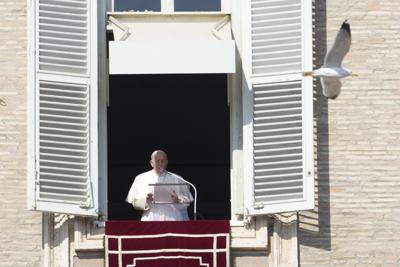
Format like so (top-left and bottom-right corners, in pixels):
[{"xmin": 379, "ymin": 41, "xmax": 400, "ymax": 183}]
[
  {"xmin": 114, "ymin": 0, "xmax": 161, "ymax": 12},
  {"xmin": 107, "ymin": 74, "xmax": 230, "ymax": 220},
  {"xmin": 174, "ymin": 0, "xmax": 221, "ymax": 11}
]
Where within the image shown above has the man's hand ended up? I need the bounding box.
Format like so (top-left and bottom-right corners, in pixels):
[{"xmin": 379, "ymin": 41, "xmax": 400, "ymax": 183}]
[
  {"xmin": 146, "ymin": 193, "xmax": 153, "ymax": 206},
  {"xmin": 171, "ymin": 190, "xmax": 179, "ymax": 203}
]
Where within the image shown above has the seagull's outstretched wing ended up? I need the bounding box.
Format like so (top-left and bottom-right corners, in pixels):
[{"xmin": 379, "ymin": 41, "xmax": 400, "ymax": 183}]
[
  {"xmin": 321, "ymin": 77, "xmax": 342, "ymax": 100},
  {"xmin": 324, "ymin": 21, "xmax": 351, "ymax": 68}
]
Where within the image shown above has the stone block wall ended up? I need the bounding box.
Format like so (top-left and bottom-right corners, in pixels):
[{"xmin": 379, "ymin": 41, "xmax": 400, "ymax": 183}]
[
  {"xmin": 299, "ymin": 1, "xmax": 400, "ymax": 266},
  {"xmin": 2, "ymin": 0, "xmax": 400, "ymax": 267},
  {"xmin": 0, "ymin": 0, "xmax": 42, "ymax": 266}
]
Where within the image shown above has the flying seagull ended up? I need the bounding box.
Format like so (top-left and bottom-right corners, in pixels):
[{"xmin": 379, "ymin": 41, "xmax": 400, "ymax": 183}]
[{"xmin": 304, "ymin": 20, "xmax": 356, "ymax": 99}]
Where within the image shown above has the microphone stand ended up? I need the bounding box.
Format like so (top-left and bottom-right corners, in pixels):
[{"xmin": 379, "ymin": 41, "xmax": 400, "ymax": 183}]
[{"xmin": 175, "ymin": 175, "xmax": 197, "ymax": 220}]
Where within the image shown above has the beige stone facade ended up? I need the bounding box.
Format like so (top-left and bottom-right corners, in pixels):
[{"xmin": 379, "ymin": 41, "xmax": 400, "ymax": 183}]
[
  {"xmin": 299, "ymin": 0, "xmax": 400, "ymax": 266},
  {"xmin": 0, "ymin": 0, "xmax": 42, "ymax": 266},
  {"xmin": 1, "ymin": 0, "xmax": 400, "ymax": 266}
]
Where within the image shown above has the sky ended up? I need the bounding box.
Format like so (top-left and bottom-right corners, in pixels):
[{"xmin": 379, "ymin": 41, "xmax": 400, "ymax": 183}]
[{"xmin": 114, "ymin": 0, "xmax": 221, "ymax": 12}]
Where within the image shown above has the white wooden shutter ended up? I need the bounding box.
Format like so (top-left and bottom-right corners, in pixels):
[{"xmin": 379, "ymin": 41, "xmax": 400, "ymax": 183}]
[
  {"xmin": 243, "ymin": 0, "xmax": 314, "ymax": 215},
  {"xmin": 27, "ymin": 0, "xmax": 99, "ymax": 216},
  {"xmin": 251, "ymin": 0, "xmax": 304, "ymax": 76}
]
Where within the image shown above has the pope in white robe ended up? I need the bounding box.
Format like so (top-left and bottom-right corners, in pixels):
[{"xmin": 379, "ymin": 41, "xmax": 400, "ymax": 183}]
[{"xmin": 125, "ymin": 150, "xmax": 194, "ymax": 221}]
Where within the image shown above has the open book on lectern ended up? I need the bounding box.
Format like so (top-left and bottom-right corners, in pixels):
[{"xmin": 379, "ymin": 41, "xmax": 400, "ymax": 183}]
[{"xmin": 149, "ymin": 183, "xmax": 191, "ymax": 205}]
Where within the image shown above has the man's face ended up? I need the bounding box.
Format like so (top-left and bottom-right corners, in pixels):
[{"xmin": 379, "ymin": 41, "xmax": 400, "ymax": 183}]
[{"xmin": 150, "ymin": 153, "xmax": 168, "ymax": 174}]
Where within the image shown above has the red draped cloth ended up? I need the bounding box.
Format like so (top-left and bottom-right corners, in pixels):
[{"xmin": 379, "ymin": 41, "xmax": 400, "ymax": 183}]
[{"xmin": 106, "ymin": 220, "xmax": 230, "ymax": 267}]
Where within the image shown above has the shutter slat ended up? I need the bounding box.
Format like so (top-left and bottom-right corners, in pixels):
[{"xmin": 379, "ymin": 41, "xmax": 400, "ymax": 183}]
[
  {"xmin": 41, "ymin": 165, "xmax": 87, "ymax": 173},
  {"xmin": 252, "ymin": 20, "xmax": 301, "ymax": 28},
  {"xmin": 40, "ymin": 114, "xmax": 87, "ymax": 121},
  {"xmin": 254, "ymin": 139, "xmax": 301, "ymax": 147},
  {"xmin": 39, "ymin": 125, "xmax": 88, "ymax": 133},
  {"xmin": 39, "ymin": 10, "xmax": 87, "ymax": 19},
  {"xmin": 254, "ymin": 133, "xmax": 302, "ymax": 142},
  {"xmin": 255, "ymin": 120, "xmax": 302, "ymax": 128},
  {"xmin": 40, "ymin": 152, "xmax": 87, "ymax": 159},
  {"xmin": 252, "ymin": 0, "xmax": 299, "ymax": 5},
  {"xmin": 251, "ymin": 10, "xmax": 301, "ymax": 19},
  {"xmin": 252, "ymin": 61, "xmax": 301, "ymax": 69},
  {"xmin": 254, "ymin": 100, "xmax": 302, "ymax": 108},
  {"xmin": 255, "ymin": 185, "xmax": 303, "ymax": 193},
  {"xmin": 255, "ymin": 146, "xmax": 302, "ymax": 154},
  {"xmin": 254, "ymin": 127, "xmax": 302, "ymax": 134},
  {"xmin": 40, "ymin": 86, "xmax": 87, "ymax": 94},
  {"xmin": 40, "ymin": 120, "xmax": 87, "ymax": 128},
  {"xmin": 254, "ymin": 132, "xmax": 302, "ymax": 139},
  {"xmin": 39, "ymin": 22, "xmax": 87, "ymax": 32},
  {"xmin": 255, "ymin": 180, "xmax": 302, "ymax": 188},
  {"xmin": 252, "ymin": 3, "xmax": 300, "ymax": 12},
  {"xmin": 40, "ymin": 159, "xmax": 87, "ymax": 166},
  {"xmin": 39, "ymin": 2, "xmax": 87, "ymax": 11},
  {"xmin": 40, "ymin": 178, "xmax": 88, "ymax": 186},
  {"xmin": 40, "ymin": 172, "xmax": 88, "ymax": 180},
  {"xmin": 254, "ymin": 113, "xmax": 300, "ymax": 120},
  {"xmin": 39, "ymin": 5, "xmax": 87, "ymax": 14},
  {"xmin": 252, "ymin": 41, "xmax": 301, "ymax": 49},
  {"xmin": 255, "ymin": 160, "xmax": 302, "ymax": 167},
  {"xmin": 38, "ymin": 198, "xmax": 87, "ymax": 205},
  {"xmin": 41, "ymin": 140, "xmax": 87, "ymax": 148},
  {"xmin": 40, "ymin": 93, "xmax": 87, "ymax": 101},
  {"xmin": 254, "ymin": 106, "xmax": 301, "ymax": 114},
  {"xmin": 255, "ymin": 165, "xmax": 301, "ymax": 172},
  {"xmin": 255, "ymin": 172, "xmax": 303, "ymax": 180},
  {"xmin": 39, "ymin": 192, "xmax": 87, "ymax": 201},
  {"xmin": 40, "ymin": 133, "xmax": 87, "ymax": 140},
  {"xmin": 40, "ymin": 145, "xmax": 88, "ymax": 153},
  {"xmin": 38, "ymin": 61, "xmax": 88, "ymax": 70},
  {"xmin": 40, "ymin": 49, "xmax": 87, "ymax": 59},
  {"xmin": 253, "ymin": 55, "xmax": 301, "ymax": 64},
  {"xmin": 255, "ymin": 193, "xmax": 303, "ymax": 202},
  {"xmin": 40, "ymin": 107, "xmax": 87, "ymax": 115},
  {"xmin": 41, "ymin": 0, "xmax": 88, "ymax": 5},
  {"xmin": 254, "ymin": 88, "xmax": 300, "ymax": 95},
  {"xmin": 40, "ymin": 100, "xmax": 88, "ymax": 108},
  {"xmin": 40, "ymin": 185, "xmax": 88, "ymax": 193},
  {"xmin": 41, "ymin": 94, "xmax": 87, "ymax": 102},
  {"xmin": 254, "ymin": 153, "xmax": 302, "ymax": 163},
  {"xmin": 39, "ymin": 54, "xmax": 87, "ymax": 64},
  {"xmin": 40, "ymin": 29, "xmax": 87, "ymax": 38},
  {"xmin": 39, "ymin": 36, "xmax": 87, "ymax": 46}
]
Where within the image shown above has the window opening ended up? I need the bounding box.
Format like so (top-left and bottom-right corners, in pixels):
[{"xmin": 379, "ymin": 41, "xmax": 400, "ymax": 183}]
[{"xmin": 107, "ymin": 74, "xmax": 230, "ymax": 220}]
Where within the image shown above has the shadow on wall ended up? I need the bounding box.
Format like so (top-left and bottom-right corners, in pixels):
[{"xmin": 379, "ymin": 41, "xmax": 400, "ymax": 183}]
[{"xmin": 298, "ymin": 0, "xmax": 331, "ymax": 252}]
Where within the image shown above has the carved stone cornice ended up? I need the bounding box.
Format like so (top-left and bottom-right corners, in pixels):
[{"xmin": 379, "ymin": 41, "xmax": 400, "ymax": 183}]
[{"xmin": 269, "ymin": 212, "xmax": 298, "ymax": 225}]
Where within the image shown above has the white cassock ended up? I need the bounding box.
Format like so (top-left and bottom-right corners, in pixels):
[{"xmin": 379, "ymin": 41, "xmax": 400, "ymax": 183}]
[{"xmin": 125, "ymin": 170, "xmax": 194, "ymax": 221}]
